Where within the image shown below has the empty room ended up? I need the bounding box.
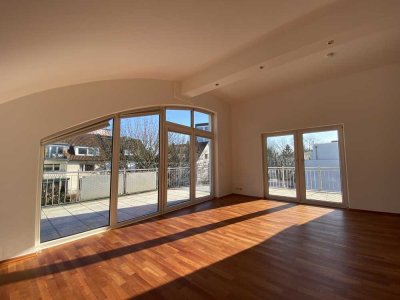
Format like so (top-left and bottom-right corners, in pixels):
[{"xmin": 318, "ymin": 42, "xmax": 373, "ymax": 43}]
[{"xmin": 1, "ymin": 0, "xmax": 400, "ymax": 299}]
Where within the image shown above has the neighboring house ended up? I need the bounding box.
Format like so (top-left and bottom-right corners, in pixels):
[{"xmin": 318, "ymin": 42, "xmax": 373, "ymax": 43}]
[
  {"xmin": 196, "ymin": 141, "xmax": 211, "ymax": 184},
  {"xmin": 44, "ymin": 128, "xmax": 155, "ymax": 173},
  {"xmin": 195, "ymin": 122, "xmax": 210, "ymax": 131},
  {"xmin": 42, "ymin": 130, "xmax": 114, "ymax": 205},
  {"xmin": 195, "ymin": 123, "xmax": 210, "ymax": 142},
  {"xmin": 304, "ymin": 141, "xmax": 341, "ymax": 192},
  {"xmin": 194, "ymin": 123, "xmax": 212, "ymax": 184},
  {"xmin": 305, "ymin": 141, "xmax": 340, "ymax": 168},
  {"xmin": 44, "ymin": 128, "xmax": 113, "ymax": 173}
]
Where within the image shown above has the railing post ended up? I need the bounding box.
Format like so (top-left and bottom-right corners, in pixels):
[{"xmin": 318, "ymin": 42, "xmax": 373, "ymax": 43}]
[
  {"xmin": 77, "ymin": 170, "xmax": 80, "ymax": 202},
  {"xmin": 51, "ymin": 179, "xmax": 55, "ymax": 205},
  {"xmin": 318, "ymin": 166, "xmax": 322, "ymax": 191},
  {"xmin": 281, "ymin": 166, "xmax": 285, "ymax": 188},
  {"xmin": 45, "ymin": 178, "xmax": 48, "ymax": 206},
  {"xmin": 123, "ymin": 168, "xmax": 127, "ymax": 195}
]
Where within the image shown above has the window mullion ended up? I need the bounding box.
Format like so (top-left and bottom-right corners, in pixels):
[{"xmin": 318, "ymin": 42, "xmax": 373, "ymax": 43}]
[
  {"xmin": 295, "ymin": 131, "xmax": 306, "ymax": 203},
  {"xmin": 109, "ymin": 115, "xmax": 120, "ymax": 227}
]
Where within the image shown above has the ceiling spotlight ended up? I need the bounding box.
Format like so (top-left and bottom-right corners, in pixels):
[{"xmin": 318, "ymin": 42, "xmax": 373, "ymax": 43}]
[
  {"xmin": 259, "ymin": 65, "xmax": 265, "ymax": 70},
  {"xmin": 215, "ymin": 83, "xmax": 220, "ymax": 87},
  {"xmin": 327, "ymin": 40, "xmax": 334, "ymax": 45},
  {"xmin": 326, "ymin": 52, "xmax": 335, "ymax": 57}
]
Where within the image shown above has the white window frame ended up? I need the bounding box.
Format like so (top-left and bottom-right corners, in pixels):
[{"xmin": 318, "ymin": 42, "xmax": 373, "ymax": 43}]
[
  {"xmin": 262, "ymin": 124, "xmax": 348, "ymax": 208},
  {"xmin": 75, "ymin": 146, "xmax": 99, "ymax": 156},
  {"xmin": 36, "ymin": 105, "xmax": 216, "ymax": 249}
]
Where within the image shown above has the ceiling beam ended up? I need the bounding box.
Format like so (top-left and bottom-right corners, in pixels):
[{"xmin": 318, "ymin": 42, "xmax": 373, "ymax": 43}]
[{"xmin": 180, "ymin": 0, "xmax": 400, "ymax": 98}]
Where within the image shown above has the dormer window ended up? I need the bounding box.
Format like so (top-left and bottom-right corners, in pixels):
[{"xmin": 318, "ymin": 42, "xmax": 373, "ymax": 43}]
[
  {"xmin": 75, "ymin": 147, "xmax": 100, "ymax": 156},
  {"xmin": 45, "ymin": 145, "xmax": 68, "ymax": 158},
  {"xmin": 78, "ymin": 147, "xmax": 88, "ymax": 155}
]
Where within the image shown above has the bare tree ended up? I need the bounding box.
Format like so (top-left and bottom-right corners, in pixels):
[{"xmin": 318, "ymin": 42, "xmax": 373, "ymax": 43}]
[
  {"xmin": 120, "ymin": 116, "xmax": 160, "ymax": 169},
  {"xmin": 303, "ymin": 135, "xmax": 316, "ymax": 160},
  {"xmin": 167, "ymin": 132, "xmax": 190, "ymax": 168},
  {"xmin": 266, "ymin": 136, "xmax": 295, "ymax": 167}
]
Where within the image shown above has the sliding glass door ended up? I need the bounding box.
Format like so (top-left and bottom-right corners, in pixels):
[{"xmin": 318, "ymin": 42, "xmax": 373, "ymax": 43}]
[
  {"xmin": 164, "ymin": 108, "xmax": 214, "ymax": 209},
  {"xmin": 263, "ymin": 125, "xmax": 347, "ymax": 207},
  {"xmin": 117, "ymin": 113, "xmax": 160, "ymax": 223},
  {"xmin": 166, "ymin": 130, "xmax": 191, "ymax": 206}
]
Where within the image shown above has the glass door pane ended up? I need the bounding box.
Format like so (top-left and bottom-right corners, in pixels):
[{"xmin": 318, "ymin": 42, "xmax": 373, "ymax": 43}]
[
  {"xmin": 40, "ymin": 119, "xmax": 113, "ymax": 242},
  {"xmin": 195, "ymin": 136, "xmax": 211, "ymax": 198},
  {"xmin": 302, "ymin": 130, "xmax": 343, "ymax": 203},
  {"xmin": 117, "ymin": 114, "xmax": 160, "ymax": 222},
  {"xmin": 167, "ymin": 131, "xmax": 191, "ymax": 206},
  {"xmin": 265, "ymin": 134, "xmax": 297, "ymax": 199}
]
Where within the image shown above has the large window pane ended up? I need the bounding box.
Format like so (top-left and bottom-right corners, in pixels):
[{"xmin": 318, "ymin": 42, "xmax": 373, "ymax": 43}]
[
  {"xmin": 166, "ymin": 109, "xmax": 191, "ymax": 127},
  {"xmin": 194, "ymin": 111, "xmax": 212, "ymax": 132},
  {"xmin": 265, "ymin": 134, "xmax": 297, "ymax": 198},
  {"xmin": 302, "ymin": 130, "xmax": 343, "ymax": 203},
  {"xmin": 41, "ymin": 120, "xmax": 113, "ymax": 242},
  {"xmin": 195, "ymin": 136, "xmax": 211, "ymax": 198},
  {"xmin": 40, "ymin": 107, "xmax": 215, "ymax": 242},
  {"xmin": 117, "ymin": 114, "xmax": 160, "ymax": 222},
  {"xmin": 167, "ymin": 131, "xmax": 191, "ymax": 206}
]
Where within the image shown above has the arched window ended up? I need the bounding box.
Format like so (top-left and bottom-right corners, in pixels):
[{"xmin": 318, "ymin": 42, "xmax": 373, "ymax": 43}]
[{"xmin": 39, "ymin": 107, "xmax": 214, "ymax": 243}]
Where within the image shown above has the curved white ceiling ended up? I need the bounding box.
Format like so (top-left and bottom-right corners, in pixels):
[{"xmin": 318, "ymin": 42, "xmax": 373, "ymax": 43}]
[
  {"xmin": 0, "ymin": 0, "xmax": 333, "ymax": 104},
  {"xmin": 1, "ymin": 0, "xmax": 398, "ymax": 105}
]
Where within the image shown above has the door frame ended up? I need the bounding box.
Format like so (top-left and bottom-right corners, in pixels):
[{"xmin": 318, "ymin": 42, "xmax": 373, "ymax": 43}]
[
  {"xmin": 297, "ymin": 124, "xmax": 348, "ymax": 208},
  {"xmin": 164, "ymin": 124, "xmax": 194, "ymax": 212},
  {"xmin": 111, "ymin": 109, "xmax": 164, "ymax": 228},
  {"xmin": 163, "ymin": 108, "xmax": 215, "ymax": 213},
  {"xmin": 262, "ymin": 124, "xmax": 349, "ymax": 208},
  {"xmin": 262, "ymin": 130, "xmax": 300, "ymax": 203}
]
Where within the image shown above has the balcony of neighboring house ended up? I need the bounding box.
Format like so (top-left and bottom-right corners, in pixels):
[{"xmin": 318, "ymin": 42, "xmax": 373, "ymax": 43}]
[{"xmin": 40, "ymin": 167, "xmax": 211, "ymax": 242}]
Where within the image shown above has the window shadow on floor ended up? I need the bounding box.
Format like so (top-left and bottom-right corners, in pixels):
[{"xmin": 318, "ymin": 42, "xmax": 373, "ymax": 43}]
[
  {"xmin": 1, "ymin": 198, "xmax": 295, "ymax": 286},
  {"xmin": 131, "ymin": 210, "xmax": 400, "ymax": 299}
]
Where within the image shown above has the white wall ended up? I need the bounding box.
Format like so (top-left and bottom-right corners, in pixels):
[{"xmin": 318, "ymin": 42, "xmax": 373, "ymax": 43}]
[
  {"xmin": 0, "ymin": 79, "xmax": 232, "ymax": 261},
  {"xmin": 231, "ymin": 64, "xmax": 400, "ymax": 213}
]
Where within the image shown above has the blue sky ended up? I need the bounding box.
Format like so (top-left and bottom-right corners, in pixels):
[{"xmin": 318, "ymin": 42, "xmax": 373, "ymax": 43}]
[
  {"xmin": 166, "ymin": 109, "xmax": 210, "ymax": 127},
  {"xmin": 267, "ymin": 130, "xmax": 339, "ymax": 150},
  {"xmin": 303, "ymin": 130, "xmax": 338, "ymax": 143},
  {"xmin": 108, "ymin": 110, "xmax": 210, "ymax": 134}
]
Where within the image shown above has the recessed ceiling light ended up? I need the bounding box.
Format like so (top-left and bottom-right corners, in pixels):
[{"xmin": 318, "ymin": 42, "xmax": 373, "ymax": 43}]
[
  {"xmin": 327, "ymin": 40, "xmax": 334, "ymax": 45},
  {"xmin": 259, "ymin": 65, "xmax": 265, "ymax": 70},
  {"xmin": 326, "ymin": 52, "xmax": 335, "ymax": 57},
  {"xmin": 215, "ymin": 83, "xmax": 220, "ymax": 87}
]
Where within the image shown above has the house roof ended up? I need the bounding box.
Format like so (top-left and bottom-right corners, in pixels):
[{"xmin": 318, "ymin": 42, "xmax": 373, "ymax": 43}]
[
  {"xmin": 66, "ymin": 155, "xmax": 103, "ymax": 162},
  {"xmin": 59, "ymin": 133, "xmax": 112, "ymax": 149},
  {"xmin": 196, "ymin": 141, "xmax": 208, "ymax": 155},
  {"xmin": 46, "ymin": 133, "xmax": 146, "ymax": 163}
]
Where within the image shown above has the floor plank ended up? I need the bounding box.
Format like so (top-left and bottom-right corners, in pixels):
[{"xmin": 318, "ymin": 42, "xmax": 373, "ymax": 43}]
[{"xmin": 1, "ymin": 195, "xmax": 400, "ymax": 299}]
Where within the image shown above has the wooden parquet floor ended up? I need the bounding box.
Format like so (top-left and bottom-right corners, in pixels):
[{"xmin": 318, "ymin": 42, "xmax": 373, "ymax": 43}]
[{"xmin": 1, "ymin": 195, "xmax": 400, "ymax": 299}]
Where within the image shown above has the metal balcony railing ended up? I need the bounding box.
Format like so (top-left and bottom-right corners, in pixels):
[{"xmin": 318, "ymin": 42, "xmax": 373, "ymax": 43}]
[
  {"xmin": 268, "ymin": 166, "xmax": 341, "ymax": 192},
  {"xmin": 41, "ymin": 165, "xmax": 210, "ymax": 207}
]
